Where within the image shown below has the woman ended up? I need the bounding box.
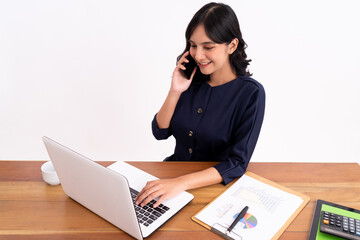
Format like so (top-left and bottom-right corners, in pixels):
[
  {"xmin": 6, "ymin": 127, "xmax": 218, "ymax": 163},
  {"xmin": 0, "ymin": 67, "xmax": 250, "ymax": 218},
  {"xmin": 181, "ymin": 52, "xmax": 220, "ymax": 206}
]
[{"xmin": 136, "ymin": 2, "xmax": 265, "ymax": 208}]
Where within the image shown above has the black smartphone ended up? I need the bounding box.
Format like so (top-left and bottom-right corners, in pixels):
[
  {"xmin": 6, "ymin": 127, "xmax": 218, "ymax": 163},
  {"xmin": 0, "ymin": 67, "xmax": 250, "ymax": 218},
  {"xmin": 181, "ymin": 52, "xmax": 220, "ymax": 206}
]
[{"xmin": 181, "ymin": 54, "xmax": 197, "ymax": 79}]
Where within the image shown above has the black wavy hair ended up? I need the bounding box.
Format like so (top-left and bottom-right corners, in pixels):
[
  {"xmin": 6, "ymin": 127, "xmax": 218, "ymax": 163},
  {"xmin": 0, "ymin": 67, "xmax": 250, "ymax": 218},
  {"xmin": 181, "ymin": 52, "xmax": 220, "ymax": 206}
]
[{"xmin": 178, "ymin": 2, "xmax": 252, "ymax": 82}]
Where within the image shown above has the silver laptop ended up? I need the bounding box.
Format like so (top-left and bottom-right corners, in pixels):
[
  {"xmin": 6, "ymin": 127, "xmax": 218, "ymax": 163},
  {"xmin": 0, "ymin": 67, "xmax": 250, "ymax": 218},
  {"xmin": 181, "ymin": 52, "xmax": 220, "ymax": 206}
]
[{"xmin": 42, "ymin": 136, "xmax": 194, "ymax": 240}]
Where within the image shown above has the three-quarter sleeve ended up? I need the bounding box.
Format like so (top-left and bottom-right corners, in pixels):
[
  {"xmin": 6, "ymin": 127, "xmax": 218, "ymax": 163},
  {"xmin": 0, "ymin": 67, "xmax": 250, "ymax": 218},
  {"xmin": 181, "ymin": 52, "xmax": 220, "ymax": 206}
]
[
  {"xmin": 213, "ymin": 83, "xmax": 265, "ymax": 184},
  {"xmin": 151, "ymin": 114, "xmax": 173, "ymax": 140}
]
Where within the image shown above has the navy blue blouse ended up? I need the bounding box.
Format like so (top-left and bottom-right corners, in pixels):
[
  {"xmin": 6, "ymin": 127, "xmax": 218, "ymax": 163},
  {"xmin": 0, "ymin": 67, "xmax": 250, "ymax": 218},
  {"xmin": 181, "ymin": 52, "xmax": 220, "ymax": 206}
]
[{"xmin": 152, "ymin": 76, "xmax": 265, "ymax": 184}]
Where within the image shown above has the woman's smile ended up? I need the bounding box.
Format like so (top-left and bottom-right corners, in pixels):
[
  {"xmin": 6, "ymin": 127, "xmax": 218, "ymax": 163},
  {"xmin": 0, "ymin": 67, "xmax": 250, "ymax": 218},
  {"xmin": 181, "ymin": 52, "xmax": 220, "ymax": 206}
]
[{"xmin": 198, "ymin": 61, "xmax": 212, "ymax": 67}]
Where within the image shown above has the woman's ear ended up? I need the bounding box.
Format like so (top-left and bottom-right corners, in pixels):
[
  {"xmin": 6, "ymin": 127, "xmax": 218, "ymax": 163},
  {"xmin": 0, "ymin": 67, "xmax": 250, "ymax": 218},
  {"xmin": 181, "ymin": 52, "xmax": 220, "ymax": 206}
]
[{"xmin": 228, "ymin": 38, "xmax": 239, "ymax": 54}]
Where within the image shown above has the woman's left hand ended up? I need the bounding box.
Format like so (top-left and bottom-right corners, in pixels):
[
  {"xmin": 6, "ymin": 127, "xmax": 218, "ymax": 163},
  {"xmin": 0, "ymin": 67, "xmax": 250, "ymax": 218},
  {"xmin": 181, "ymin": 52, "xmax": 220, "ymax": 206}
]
[{"xmin": 135, "ymin": 178, "xmax": 187, "ymax": 208}]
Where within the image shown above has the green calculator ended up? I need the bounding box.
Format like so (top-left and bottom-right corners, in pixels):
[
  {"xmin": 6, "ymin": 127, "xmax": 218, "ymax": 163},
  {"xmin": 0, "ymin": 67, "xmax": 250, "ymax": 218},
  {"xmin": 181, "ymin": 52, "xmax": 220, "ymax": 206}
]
[{"xmin": 309, "ymin": 200, "xmax": 360, "ymax": 240}]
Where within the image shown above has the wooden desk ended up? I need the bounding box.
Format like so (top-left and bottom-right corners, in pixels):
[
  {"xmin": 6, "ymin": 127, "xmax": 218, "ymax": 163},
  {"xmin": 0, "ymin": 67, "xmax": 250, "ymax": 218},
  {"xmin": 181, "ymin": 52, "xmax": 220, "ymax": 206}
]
[{"xmin": 0, "ymin": 161, "xmax": 359, "ymax": 240}]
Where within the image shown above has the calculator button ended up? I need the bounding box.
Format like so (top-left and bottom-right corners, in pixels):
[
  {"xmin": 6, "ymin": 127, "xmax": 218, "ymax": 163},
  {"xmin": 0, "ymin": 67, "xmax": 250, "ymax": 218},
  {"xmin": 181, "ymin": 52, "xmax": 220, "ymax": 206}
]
[{"xmin": 323, "ymin": 219, "xmax": 330, "ymax": 224}]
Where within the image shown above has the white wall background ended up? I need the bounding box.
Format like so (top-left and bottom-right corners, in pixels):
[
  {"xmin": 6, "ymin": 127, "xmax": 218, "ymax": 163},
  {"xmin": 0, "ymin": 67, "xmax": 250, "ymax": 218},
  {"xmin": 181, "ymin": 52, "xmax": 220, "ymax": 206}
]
[{"xmin": 1, "ymin": 0, "xmax": 359, "ymax": 163}]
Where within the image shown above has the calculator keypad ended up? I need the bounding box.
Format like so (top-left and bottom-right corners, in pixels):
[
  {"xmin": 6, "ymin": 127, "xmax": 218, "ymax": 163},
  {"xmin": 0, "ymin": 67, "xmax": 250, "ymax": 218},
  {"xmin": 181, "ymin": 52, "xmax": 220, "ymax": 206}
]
[{"xmin": 320, "ymin": 211, "xmax": 360, "ymax": 240}]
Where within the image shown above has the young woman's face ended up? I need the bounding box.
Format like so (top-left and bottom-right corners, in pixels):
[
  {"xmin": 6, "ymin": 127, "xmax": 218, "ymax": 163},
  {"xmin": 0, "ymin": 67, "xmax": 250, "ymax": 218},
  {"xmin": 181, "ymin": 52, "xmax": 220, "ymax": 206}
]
[{"xmin": 189, "ymin": 24, "xmax": 234, "ymax": 78}]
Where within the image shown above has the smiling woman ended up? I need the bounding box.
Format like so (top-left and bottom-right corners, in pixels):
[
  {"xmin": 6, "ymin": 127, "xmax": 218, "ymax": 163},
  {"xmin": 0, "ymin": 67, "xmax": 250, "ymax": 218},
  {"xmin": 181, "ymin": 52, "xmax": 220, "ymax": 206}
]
[
  {"xmin": 188, "ymin": 24, "xmax": 239, "ymax": 86},
  {"xmin": 135, "ymin": 2, "xmax": 265, "ymax": 209},
  {"xmin": 178, "ymin": 1, "xmax": 252, "ymax": 84}
]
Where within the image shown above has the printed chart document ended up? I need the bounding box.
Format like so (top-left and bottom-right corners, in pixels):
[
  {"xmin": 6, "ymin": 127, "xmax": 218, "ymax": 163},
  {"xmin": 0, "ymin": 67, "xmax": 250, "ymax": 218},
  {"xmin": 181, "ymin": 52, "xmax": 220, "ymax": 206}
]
[{"xmin": 192, "ymin": 172, "xmax": 309, "ymax": 240}]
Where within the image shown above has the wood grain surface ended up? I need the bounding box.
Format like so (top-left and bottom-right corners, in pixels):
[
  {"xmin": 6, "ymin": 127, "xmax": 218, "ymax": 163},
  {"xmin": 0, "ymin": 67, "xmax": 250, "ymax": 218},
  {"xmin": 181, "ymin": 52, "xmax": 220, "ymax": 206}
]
[{"xmin": 0, "ymin": 161, "xmax": 359, "ymax": 240}]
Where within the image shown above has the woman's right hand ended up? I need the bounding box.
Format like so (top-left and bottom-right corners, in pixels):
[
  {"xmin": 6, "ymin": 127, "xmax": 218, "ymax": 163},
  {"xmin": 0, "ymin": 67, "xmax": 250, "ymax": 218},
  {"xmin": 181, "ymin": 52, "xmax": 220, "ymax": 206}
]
[
  {"xmin": 154, "ymin": 51, "xmax": 197, "ymax": 129},
  {"xmin": 170, "ymin": 51, "xmax": 197, "ymax": 94}
]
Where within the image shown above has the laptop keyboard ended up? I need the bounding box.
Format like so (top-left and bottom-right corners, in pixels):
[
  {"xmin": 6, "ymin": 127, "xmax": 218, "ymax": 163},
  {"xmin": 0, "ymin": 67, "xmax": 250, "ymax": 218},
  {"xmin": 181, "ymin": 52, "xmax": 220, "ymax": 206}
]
[{"xmin": 130, "ymin": 188, "xmax": 170, "ymax": 227}]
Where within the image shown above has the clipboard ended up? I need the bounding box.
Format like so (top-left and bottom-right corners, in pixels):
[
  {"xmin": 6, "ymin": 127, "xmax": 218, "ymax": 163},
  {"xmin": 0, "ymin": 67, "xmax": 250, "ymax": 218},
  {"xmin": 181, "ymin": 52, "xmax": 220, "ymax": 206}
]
[{"xmin": 192, "ymin": 172, "xmax": 310, "ymax": 240}]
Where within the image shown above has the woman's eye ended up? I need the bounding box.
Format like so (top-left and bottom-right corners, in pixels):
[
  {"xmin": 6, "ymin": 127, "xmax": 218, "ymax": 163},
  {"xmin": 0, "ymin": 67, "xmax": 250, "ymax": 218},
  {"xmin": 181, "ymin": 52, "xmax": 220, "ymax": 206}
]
[
  {"xmin": 204, "ymin": 47, "xmax": 214, "ymax": 50},
  {"xmin": 190, "ymin": 45, "xmax": 197, "ymax": 48}
]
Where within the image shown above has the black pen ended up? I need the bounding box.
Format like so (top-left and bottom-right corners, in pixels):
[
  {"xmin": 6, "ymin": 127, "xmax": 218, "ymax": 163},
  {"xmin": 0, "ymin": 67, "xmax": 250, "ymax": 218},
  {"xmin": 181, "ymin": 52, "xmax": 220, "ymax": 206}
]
[{"xmin": 226, "ymin": 206, "xmax": 249, "ymax": 235}]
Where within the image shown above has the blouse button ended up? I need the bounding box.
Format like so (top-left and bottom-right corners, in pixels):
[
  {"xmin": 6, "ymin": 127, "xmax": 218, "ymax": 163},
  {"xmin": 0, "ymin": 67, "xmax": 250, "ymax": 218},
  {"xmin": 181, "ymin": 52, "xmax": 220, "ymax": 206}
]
[
  {"xmin": 197, "ymin": 108, "xmax": 203, "ymax": 114},
  {"xmin": 188, "ymin": 148, "xmax": 193, "ymax": 154},
  {"xmin": 188, "ymin": 130, "xmax": 193, "ymax": 137}
]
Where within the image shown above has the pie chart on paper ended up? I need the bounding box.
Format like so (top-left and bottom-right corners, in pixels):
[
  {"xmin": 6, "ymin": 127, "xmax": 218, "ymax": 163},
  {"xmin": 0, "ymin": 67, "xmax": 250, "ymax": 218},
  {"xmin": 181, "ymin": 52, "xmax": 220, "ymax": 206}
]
[{"xmin": 233, "ymin": 212, "xmax": 258, "ymax": 229}]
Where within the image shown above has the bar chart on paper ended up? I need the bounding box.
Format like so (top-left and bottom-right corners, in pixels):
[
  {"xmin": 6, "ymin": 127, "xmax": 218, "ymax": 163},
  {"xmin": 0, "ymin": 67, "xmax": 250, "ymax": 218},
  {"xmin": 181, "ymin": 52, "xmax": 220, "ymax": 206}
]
[{"xmin": 232, "ymin": 186, "xmax": 285, "ymax": 214}]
